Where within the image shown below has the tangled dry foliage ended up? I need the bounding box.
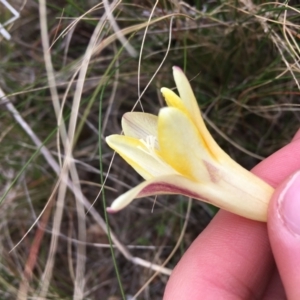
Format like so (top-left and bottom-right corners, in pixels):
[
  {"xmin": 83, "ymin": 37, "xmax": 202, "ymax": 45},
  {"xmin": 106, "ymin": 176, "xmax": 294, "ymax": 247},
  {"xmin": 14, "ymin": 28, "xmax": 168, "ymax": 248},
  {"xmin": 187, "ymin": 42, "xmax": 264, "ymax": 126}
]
[{"xmin": 0, "ymin": 0, "xmax": 299, "ymax": 299}]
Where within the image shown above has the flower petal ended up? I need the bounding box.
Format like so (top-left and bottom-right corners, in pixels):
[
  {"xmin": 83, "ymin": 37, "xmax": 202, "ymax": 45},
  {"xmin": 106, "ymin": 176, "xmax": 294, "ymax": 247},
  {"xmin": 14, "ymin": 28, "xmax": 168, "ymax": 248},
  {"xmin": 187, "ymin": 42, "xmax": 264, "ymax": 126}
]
[
  {"xmin": 107, "ymin": 173, "xmax": 269, "ymax": 221},
  {"xmin": 107, "ymin": 174, "xmax": 209, "ymax": 212},
  {"xmin": 172, "ymin": 66, "xmax": 204, "ymax": 128},
  {"xmin": 172, "ymin": 66, "xmax": 225, "ymax": 160},
  {"xmin": 157, "ymin": 107, "xmax": 212, "ymax": 182},
  {"xmin": 106, "ymin": 135, "xmax": 177, "ymax": 180},
  {"xmin": 122, "ymin": 112, "xmax": 158, "ymax": 140},
  {"xmin": 160, "ymin": 88, "xmax": 188, "ymax": 115}
]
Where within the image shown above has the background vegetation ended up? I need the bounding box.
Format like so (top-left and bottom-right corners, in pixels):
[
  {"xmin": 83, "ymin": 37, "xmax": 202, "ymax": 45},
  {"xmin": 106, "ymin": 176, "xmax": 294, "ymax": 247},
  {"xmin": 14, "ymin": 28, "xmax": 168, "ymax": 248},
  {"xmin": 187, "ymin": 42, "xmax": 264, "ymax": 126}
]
[{"xmin": 0, "ymin": 0, "xmax": 299, "ymax": 299}]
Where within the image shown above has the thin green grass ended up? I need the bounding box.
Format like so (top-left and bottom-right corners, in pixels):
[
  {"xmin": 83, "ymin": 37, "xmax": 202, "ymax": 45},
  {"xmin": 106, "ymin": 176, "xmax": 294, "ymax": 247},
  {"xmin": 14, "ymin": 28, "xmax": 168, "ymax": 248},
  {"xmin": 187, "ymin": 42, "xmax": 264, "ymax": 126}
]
[
  {"xmin": 0, "ymin": 0, "xmax": 299, "ymax": 299},
  {"xmin": 99, "ymin": 74, "xmax": 126, "ymax": 299}
]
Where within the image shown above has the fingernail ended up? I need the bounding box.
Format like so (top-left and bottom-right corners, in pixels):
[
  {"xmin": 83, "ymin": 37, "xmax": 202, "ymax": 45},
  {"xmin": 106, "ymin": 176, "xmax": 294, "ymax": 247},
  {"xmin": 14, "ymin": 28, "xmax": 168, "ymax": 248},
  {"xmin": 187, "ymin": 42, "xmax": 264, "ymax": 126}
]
[{"xmin": 278, "ymin": 171, "xmax": 300, "ymax": 235}]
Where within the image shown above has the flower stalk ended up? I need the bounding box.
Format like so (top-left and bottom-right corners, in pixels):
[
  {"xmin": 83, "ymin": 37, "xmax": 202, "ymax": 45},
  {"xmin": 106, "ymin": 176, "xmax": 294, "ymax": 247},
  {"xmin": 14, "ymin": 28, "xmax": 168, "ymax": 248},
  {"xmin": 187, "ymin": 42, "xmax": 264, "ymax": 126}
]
[{"xmin": 106, "ymin": 67, "xmax": 274, "ymax": 222}]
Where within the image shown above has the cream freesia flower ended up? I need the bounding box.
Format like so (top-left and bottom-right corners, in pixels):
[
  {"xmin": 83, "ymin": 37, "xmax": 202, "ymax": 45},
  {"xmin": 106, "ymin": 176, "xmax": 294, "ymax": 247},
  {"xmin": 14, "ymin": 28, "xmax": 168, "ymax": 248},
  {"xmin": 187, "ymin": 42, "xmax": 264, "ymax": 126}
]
[{"xmin": 106, "ymin": 66, "xmax": 274, "ymax": 221}]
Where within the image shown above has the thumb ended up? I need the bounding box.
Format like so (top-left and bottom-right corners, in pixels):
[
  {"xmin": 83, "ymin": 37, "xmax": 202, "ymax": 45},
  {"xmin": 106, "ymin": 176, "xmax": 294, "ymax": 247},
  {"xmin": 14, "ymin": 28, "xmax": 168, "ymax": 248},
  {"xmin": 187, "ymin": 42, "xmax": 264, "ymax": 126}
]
[{"xmin": 268, "ymin": 170, "xmax": 300, "ymax": 300}]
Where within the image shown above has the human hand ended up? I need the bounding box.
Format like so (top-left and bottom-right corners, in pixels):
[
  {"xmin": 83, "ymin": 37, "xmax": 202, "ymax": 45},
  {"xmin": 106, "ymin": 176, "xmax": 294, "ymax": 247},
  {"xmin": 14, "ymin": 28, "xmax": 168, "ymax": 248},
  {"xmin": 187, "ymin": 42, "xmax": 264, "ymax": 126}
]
[{"xmin": 163, "ymin": 129, "xmax": 300, "ymax": 300}]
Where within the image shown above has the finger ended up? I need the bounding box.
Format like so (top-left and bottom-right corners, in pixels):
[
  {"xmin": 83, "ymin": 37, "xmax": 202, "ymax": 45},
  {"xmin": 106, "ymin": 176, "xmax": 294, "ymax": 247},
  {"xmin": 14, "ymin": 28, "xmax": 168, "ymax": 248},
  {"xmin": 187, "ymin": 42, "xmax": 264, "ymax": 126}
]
[
  {"xmin": 252, "ymin": 137, "xmax": 300, "ymax": 188},
  {"xmin": 164, "ymin": 138, "xmax": 300, "ymax": 300},
  {"xmin": 268, "ymin": 170, "xmax": 300, "ymax": 300},
  {"xmin": 263, "ymin": 269, "xmax": 286, "ymax": 300},
  {"xmin": 164, "ymin": 212, "xmax": 273, "ymax": 300}
]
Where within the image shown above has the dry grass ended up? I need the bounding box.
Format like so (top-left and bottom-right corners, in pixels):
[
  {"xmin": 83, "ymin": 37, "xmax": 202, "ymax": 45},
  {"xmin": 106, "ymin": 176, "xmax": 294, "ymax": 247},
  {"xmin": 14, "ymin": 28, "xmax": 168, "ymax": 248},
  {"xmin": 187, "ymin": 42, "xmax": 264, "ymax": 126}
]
[{"xmin": 0, "ymin": 0, "xmax": 299, "ymax": 299}]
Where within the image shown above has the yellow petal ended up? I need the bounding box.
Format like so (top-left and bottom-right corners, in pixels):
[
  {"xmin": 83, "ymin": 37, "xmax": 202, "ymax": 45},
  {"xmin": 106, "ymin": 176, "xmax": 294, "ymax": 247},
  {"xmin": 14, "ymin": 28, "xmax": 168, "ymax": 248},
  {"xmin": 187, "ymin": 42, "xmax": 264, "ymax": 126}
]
[
  {"xmin": 107, "ymin": 174, "xmax": 209, "ymax": 212},
  {"xmin": 107, "ymin": 173, "xmax": 270, "ymax": 221},
  {"xmin": 122, "ymin": 112, "xmax": 158, "ymax": 140},
  {"xmin": 172, "ymin": 66, "xmax": 225, "ymax": 161},
  {"xmin": 106, "ymin": 135, "xmax": 177, "ymax": 180},
  {"xmin": 157, "ymin": 107, "xmax": 212, "ymax": 182},
  {"xmin": 160, "ymin": 88, "xmax": 188, "ymax": 115},
  {"xmin": 172, "ymin": 66, "xmax": 201, "ymax": 121}
]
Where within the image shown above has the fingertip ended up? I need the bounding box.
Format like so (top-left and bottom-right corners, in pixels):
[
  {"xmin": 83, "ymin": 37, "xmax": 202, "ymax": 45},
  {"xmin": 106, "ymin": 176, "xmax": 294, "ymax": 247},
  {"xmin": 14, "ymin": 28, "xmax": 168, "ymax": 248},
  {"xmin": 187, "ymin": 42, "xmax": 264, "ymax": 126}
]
[{"xmin": 268, "ymin": 170, "xmax": 300, "ymax": 299}]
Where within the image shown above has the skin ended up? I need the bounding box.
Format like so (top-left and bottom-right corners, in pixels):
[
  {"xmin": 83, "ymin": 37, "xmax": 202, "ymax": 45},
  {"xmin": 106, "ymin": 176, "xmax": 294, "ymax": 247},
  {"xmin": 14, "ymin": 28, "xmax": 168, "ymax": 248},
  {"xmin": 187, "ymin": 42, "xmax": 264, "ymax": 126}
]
[{"xmin": 163, "ymin": 129, "xmax": 300, "ymax": 300}]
